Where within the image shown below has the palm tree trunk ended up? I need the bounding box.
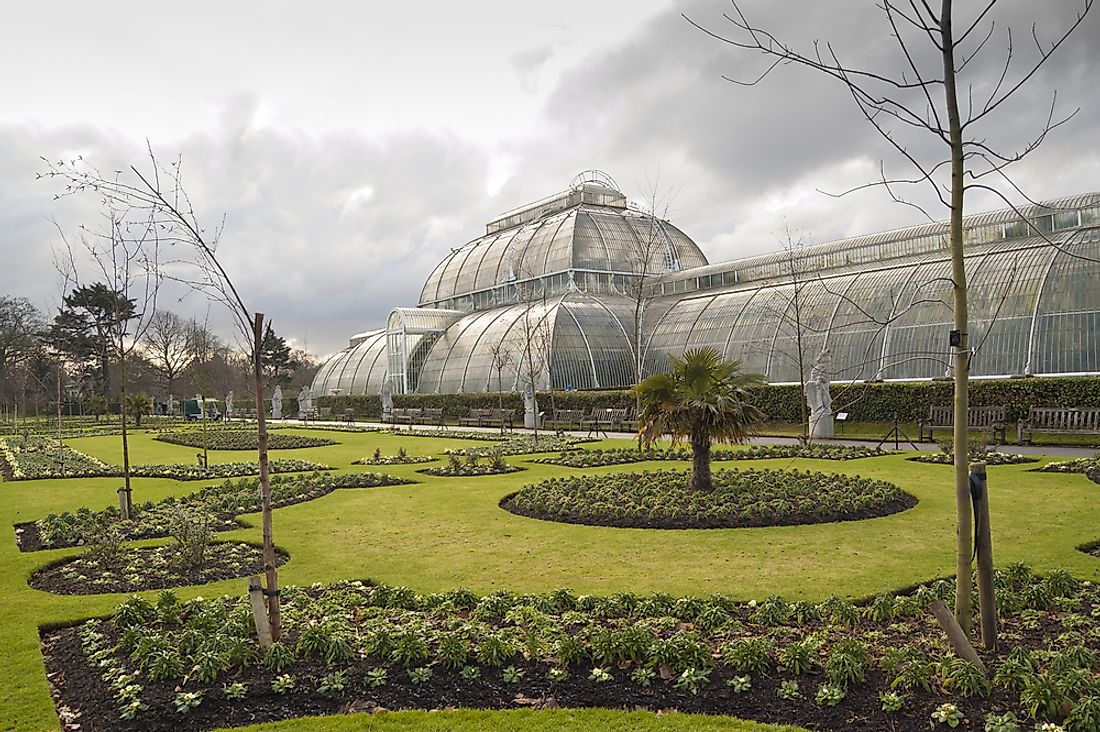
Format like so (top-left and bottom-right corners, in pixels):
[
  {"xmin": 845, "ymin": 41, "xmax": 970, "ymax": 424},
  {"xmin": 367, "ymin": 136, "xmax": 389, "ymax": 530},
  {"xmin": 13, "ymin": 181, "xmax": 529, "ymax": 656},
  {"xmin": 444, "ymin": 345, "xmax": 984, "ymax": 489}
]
[{"xmin": 690, "ymin": 426, "xmax": 712, "ymax": 491}]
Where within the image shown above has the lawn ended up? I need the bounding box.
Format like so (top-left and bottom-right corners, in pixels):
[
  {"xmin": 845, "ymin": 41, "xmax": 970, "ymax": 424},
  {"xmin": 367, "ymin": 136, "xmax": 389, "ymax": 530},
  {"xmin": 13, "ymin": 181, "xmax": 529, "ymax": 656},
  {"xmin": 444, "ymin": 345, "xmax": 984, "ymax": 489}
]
[{"xmin": 1, "ymin": 427, "xmax": 1097, "ymax": 731}]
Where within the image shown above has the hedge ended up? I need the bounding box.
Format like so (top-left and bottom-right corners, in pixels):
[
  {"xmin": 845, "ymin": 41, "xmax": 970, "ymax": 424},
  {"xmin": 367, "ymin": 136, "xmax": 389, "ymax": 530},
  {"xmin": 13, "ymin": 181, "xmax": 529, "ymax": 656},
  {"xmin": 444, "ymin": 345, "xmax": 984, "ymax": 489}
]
[{"xmin": 315, "ymin": 376, "xmax": 1100, "ymax": 424}]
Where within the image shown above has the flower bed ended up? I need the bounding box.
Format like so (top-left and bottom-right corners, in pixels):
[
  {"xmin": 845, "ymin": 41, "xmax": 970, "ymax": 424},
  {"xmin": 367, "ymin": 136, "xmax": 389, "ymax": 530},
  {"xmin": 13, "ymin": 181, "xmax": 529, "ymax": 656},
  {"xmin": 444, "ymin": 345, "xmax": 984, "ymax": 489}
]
[
  {"xmin": 1039, "ymin": 456, "xmax": 1100, "ymax": 474},
  {"xmin": 353, "ymin": 448, "xmax": 436, "ymax": 466},
  {"xmin": 502, "ymin": 468, "xmax": 915, "ymax": 529},
  {"xmin": 447, "ymin": 435, "xmax": 589, "ymax": 457},
  {"xmin": 41, "ymin": 567, "xmax": 1100, "ymax": 732},
  {"xmin": 0, "ymin": 437, "xmax": 329, "ymax": 481},
  {"xmin": 908, "ymin": 452, "xmax": 1038, "ymax": 466},
  {"xmin": 29, "ymin": 542, "xmax": 289, "ymax": 595},
  {"xmin": 18, "ymin": 471, "xmax": 415, "ymax": 552},
  {"xmin": 534, "ymin": 444, "xmax": 890, "ymax": 468},
  {"xmin": 155, "ymin": 431, "xmax": 337, "ymax": 450},
  {"xmin": 419, "ymin": 453, "xmax": 524, "ymax": 477},
  {"xmin": 0, "ymin": 436, "xmax": 116, "ymax": 480}
]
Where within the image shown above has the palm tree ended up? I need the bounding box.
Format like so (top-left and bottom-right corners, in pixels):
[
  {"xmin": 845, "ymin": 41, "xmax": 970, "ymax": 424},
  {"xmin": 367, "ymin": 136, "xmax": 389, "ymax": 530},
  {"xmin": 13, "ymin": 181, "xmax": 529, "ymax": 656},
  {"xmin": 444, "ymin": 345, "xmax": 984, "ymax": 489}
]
[{"xmin": 635, "ymin": 347, "xmax": 764, "ymax": 492}]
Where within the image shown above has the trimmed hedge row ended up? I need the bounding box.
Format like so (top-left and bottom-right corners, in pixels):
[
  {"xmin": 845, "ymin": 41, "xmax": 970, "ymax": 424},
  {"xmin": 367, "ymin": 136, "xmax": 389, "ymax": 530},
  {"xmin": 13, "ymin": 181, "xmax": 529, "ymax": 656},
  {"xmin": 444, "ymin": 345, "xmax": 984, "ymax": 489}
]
[{"xmin": 316, "ymin": 376, "xmax": 1100, "ymax": 424}]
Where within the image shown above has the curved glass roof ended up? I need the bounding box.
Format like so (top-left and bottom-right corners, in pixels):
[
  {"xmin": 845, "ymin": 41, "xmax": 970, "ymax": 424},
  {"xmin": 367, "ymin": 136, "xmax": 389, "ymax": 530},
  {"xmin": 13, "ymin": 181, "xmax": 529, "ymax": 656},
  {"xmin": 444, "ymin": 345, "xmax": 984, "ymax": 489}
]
[
  {"xmin": 415, "ymin": 292, "xmax": 636, "ymax": 393},
  {"xmin": 311, "ymin": 329, "xmax": 388, "ymax": 397},
  {"xmin": 419, "ymin": 207, "xmax": 707, "ymax": 307},
  {"xmin": 645, "ymin": 226, "xmax": 1100, "ymax": 382}
]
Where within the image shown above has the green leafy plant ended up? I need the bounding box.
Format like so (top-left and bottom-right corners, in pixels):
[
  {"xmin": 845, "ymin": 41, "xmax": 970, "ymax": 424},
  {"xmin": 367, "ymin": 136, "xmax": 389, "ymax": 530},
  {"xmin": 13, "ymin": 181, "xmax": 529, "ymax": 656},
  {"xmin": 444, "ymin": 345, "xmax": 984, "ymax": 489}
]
[
  {"xmin": 459, "ymin": 665, "xmax": 481, "ymax": 680},
  {"xmin": 879, "ymin": 691, "xmax": 905, "ymax": 713},
  {"xmin": 727, "ymin": 675, "xmax": 752, "ymax": 693},
  {"xmin": 317, "ymin": 671, "xmax": 348, "ymax": 695},
  {"xmin": 408, "ymin": 666, "xmax": 433, "ymax": 685},
  {"xmin": 673, "ymin": 667, "xmax": 711, "ymax": 695},
  {"xmin": 365, "ymin": 667, "xmax": 388, "ymax": 688},
  {"xmin": 776, "ymin": 679, "xmax": 801, "ymax": 700},
  {"xmin": 502, "ymin": 666, "xmax": 524, "ymax": 684},
  {"xmin": 629, "ymin": 666, "xmax": 655, "ymax": 687},
  {"xmin": 271, "ymin": 673, "xmax": 296, "ymax": 695},
  {"xmin": 931, "ymin": 703, "xmax": 964, "ymax": 728},
  {"xmin": 815, "ymin": 683, "xmax": 846, "ymax": 707},
  {"xmin": 589, "ymin": 667, "xmax": 613, "ymax": 683},
  {"xmin": 223, "ymin": 682, "xmax": 247, "ymax": 701},
  {"xmin": 173, "ymin": 690, "xmax": 203, "ymax": 714},
  {"xmin": 983, "ymin": 711, "xmax": 1023, "ymax": 732}
]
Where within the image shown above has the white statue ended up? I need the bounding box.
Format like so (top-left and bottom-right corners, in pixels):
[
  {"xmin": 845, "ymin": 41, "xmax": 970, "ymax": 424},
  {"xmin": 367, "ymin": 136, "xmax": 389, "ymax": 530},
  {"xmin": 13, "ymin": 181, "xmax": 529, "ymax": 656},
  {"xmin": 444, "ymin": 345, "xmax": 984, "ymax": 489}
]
[
  {"xmin": 380, "ymin": 379, "xmax": 394, "ymax": 416},
  {"xmin": 298, "ymin": 385, "xmax": 312, "ymax": 417},
  {"xmin": 272, "ymin": 386, "xmax": 283, "ymax": 420},
  {"xmin": 167, "ymin": 394, "xmax": 176, "ymax": 417},
  {"xmin": 224, "ymin": 391, "xmax": 234, "ymax": 419},
  {"xmin": 804, "ymin": 350, "xmax": 834, "ymax": 439},
  {"xmin": 523, "ymin": 381, "xmax": 539, "ymax": 429}
]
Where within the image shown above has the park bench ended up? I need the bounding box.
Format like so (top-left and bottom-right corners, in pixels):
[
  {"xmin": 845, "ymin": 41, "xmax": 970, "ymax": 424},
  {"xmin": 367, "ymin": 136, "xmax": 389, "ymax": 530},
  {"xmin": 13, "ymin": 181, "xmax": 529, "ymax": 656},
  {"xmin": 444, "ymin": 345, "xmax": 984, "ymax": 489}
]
[
  {"xmin": 342, "ymin": 408, "xmax": 355, "ymax": 424},
  {"xmin": 918, "ymin": 405, "xmax": 1007, "ymax": 445},
  {"xmin": 581, "ymin": 408, "xmax": 631, "ymax": 437},
  {"xmin": 392, "ymin": 407, "xmax": 421, "ymax": 426},
  {"xmin": 1018, "ymin": 407, "xmax": 1100, "ymax": 445},
  {"xmin": 485, "ymin": 408, "xmax": 515, "ymax": 430},
  {"xmin": 545, "ymin": 409, "xmax": 586, "ymax": 430},
  {"xmin": 417, "ymin": 407, "xmax": 446, "ymax": 429},
  {"xmin": 458, "ymin": 408, "xmax": 488, "ymax": 427}
]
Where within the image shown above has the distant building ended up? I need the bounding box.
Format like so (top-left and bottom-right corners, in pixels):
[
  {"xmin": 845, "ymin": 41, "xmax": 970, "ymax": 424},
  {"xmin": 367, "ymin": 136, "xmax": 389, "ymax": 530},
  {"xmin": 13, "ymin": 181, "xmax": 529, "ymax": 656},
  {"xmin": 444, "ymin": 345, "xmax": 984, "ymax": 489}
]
[{"xmin": 312, "ymin": 173, "xmax": 1100, "ymax": 396}]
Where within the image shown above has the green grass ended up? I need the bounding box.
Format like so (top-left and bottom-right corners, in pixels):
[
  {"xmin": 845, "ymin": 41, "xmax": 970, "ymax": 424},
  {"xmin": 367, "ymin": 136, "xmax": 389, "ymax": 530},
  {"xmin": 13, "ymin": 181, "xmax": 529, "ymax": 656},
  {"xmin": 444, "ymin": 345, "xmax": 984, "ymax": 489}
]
[
  {"xmin": 222, "ymin": 709, "xmax": 806, "ymax": 732},
  {"xmin": 1, "ymin": 427, "xmax": 1098, "ymax": 731}
]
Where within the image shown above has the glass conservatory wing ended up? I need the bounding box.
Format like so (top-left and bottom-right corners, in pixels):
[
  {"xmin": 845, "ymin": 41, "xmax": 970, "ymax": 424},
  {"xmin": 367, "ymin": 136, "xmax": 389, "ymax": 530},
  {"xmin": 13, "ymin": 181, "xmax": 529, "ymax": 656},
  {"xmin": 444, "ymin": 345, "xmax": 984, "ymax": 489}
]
[
  {"xmin": 311, "ymin": 349, "xmax": 350, "ymax": 397},
  {"xmin": 1032, "ymin": 228, "xmax": 1100, "ymax": 374},
  {"xmin": 347, "ymin": 332, "xmax": 389, "ymax": 395},
  {"xmin": 827, "ymin": 267, "xmax": 915, "ymax": 382},
  {"xmin": 723, "ymin": 287, "xmax": 791, "ymax": 377},
  {"xmin": 967, "ymin": 242, "xmax": 1058, "ymax": 377},
  {"xmin": 554, "ymin": 295, "xmax": 636, "ymax": 390},
  {"xmin": 767, "ymin": 279, "xmax": 845, "ymax": 384},
  {"xmin": 415, "ymin": 308, "xmax": 503, "ymax": 393}
]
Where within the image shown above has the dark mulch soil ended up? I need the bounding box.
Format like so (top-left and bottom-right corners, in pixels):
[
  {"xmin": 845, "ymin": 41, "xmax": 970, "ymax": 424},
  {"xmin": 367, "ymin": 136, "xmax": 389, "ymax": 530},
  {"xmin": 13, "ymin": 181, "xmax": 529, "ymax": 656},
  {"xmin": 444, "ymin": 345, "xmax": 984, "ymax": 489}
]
[
  {"xmin": 418, "ymin": 465, "xmax": 525, "ymax": 478},
  {"xmin": 28, "ymin": 542, "xmax": 290, "ymax": 595},
  {"xmin": 42, "ymin": 626, "xmax": 1026, "ymax": 732},
  {"xmin": 499, "ymin": 492, "xmax": 918, "ymax": 530},
  {"xmin": 1089, "ymin": 467, "xmax": 1100, "ymax": 486}
]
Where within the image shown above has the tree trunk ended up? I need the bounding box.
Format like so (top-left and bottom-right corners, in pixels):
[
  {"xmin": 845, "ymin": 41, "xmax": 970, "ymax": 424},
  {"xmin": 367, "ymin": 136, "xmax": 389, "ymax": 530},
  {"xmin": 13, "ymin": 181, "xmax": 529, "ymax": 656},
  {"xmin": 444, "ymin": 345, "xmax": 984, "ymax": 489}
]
[
  {"xmin": 118, "ymin": 342, "xmax": 133, "ymax": 518},
  {"xmin": 690, "ymin": 425, "xmax": 712, "ymax": 491},
  {"xmin": 940, "ymin": 0, "xmax": 974, "ymax": 632},
  {"xmin": 252, "ymin": 312, "xmax": 281, "ymax": 641}
]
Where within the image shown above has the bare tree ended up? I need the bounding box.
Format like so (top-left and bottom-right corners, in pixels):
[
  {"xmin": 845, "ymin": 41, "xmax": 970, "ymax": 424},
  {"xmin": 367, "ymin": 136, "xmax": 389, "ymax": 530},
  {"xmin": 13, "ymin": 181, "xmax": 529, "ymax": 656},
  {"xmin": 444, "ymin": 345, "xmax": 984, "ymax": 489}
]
[
  {"xmin": 53, "ymin": 207, "xmax": 161, "ymax": 519},
  {"xmin": 144, "ymin": 310, "xmax": 200, "ymax": 398},
  {"xmin": 511, "ymin": 276, "xmax": 554, "ymax": 442},
  {"xmin": 687, "ymin": 0, "xmax": 1093, "ymax": 632},
  {"xmin": 42, "ymin": 148, "xmax": 286, "ymax": 644},
  {"xmin": 487, "ymin": 338, "xmax": 515, "ymax": 435}
]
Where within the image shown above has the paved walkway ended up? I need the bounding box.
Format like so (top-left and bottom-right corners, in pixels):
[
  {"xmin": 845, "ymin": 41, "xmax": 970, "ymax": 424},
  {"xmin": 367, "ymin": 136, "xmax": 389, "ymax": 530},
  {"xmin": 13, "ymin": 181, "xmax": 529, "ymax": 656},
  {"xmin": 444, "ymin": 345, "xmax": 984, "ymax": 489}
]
[{"xmin": 285, "ymin": 418, "xmax": 1099, "ymax": 459}]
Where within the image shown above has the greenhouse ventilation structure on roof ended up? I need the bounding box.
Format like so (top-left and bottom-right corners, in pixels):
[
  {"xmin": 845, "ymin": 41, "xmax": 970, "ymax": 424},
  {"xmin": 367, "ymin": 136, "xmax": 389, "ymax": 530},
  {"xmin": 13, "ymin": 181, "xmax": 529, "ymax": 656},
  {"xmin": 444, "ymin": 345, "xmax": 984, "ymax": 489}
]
[{"xmin": 313, "ymin": 177, "xmax": 1100, "ymax": 397}]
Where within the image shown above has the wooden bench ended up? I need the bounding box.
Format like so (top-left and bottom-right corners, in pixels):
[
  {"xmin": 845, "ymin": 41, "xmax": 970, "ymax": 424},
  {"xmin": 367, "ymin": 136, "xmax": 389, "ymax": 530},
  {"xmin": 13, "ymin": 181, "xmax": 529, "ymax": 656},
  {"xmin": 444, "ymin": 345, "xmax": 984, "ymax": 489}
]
[
  {"xmin": 485, "ymin": 408, "xmax": 515, "ymax": 430},
  {"xmin": 919, "ymin": 405, "xmax": 1007, "ymax": 445},
  {"xmin": 417, "ymin": 407, "xmax": 446, "ymax": 429},
  {"xmin": 581, "ymin": 408, "xmax": 631, "ymax": 436},
  {"xmin": 1018, "ymin": 407, "xmax": 1100, "ymax": 445},
  {"xmin": 458, "ymin": 408, "xmax": 488, "ymax": 427},
  {"xmin": 545, "ymin": 409, "xmax": 586, "ymax": 430}
]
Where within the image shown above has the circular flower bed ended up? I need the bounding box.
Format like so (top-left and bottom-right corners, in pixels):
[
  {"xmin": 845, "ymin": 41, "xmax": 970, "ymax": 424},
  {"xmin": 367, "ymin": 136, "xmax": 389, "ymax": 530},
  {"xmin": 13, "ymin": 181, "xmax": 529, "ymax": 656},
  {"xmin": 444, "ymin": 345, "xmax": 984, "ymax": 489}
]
[
  {"xmin": 501, "ymin": 468, "xmax": 915, "ymax": 529},
  {"xmin": 908, "ymin": 452, "xmax": 1038, "ymax": 466},
  {"xmin": 29, "ymin": 542, "xmax": 289, "ymax": 595},
  {"xmin": 534, "ymin": 444, "xmax": 889, "ymax": 468},
  {"xmin": 155, "ymin": 431, "xmax": 337, "ymax": 450},
  {"xmin": 353, "ymin": 449, "xmax": 436, "ymax": 466}
]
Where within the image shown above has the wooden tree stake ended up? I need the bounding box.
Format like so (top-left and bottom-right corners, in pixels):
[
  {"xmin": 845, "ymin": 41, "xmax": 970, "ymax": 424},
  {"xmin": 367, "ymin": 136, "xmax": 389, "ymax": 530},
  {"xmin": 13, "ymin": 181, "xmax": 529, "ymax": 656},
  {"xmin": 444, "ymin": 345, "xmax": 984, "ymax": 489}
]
[
  {"xmin": 930, "ymin": 599, "xmax": 986, "ymax": 675},
  {"xmin": 971, "ymin": 461, "xmax": 998, "ymax": 650},
  {"xmin": 248, "ymin": 576, "xmax": 273, "ymax": 649}
]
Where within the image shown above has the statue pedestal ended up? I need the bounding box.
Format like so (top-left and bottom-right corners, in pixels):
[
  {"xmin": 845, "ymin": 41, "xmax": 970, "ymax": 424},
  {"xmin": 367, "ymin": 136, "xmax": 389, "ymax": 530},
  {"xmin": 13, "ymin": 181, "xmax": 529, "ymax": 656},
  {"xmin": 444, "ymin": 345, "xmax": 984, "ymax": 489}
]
[
  {"xmin": 810, "ymin": 413, "xmax": 835, "ymax": 439},
  {"xmin": 524, "ymin": 409, "xmax": 539, "ymax": 429}
]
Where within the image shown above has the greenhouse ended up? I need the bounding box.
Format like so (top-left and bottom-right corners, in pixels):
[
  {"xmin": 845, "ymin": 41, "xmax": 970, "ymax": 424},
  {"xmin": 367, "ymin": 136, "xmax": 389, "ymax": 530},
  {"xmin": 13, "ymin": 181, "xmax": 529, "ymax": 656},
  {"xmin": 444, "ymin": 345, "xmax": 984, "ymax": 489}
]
[{"xmin": 312, "ymin": 176, "xmax": 1100, "ymax": 396}]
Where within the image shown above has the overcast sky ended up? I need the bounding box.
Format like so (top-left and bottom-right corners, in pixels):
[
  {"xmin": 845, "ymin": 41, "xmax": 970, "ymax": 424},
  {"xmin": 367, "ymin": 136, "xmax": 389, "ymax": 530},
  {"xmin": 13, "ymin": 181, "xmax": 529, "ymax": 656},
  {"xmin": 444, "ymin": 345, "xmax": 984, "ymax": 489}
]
[{"xmin": 3, "ymin": 1, "xmax": 1098, "ymax": 356}]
